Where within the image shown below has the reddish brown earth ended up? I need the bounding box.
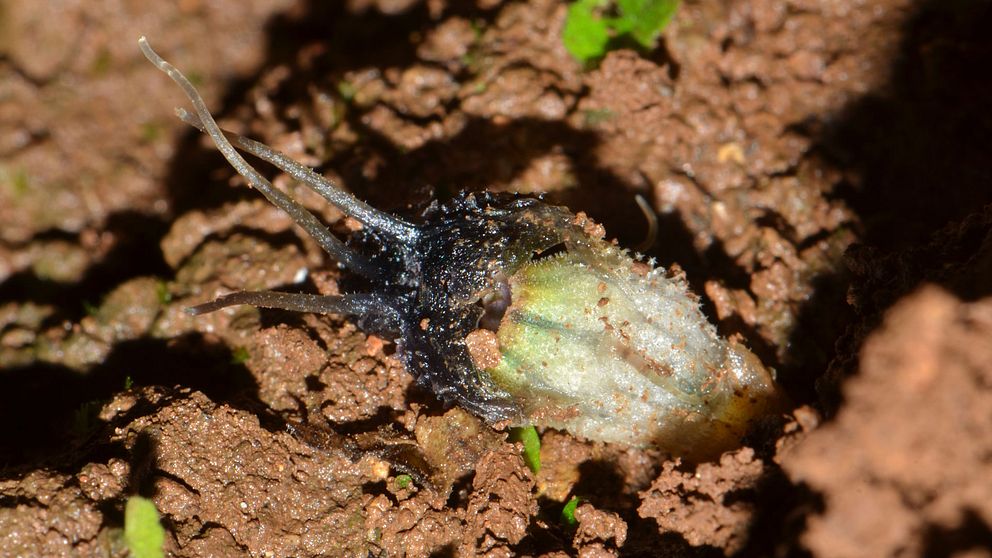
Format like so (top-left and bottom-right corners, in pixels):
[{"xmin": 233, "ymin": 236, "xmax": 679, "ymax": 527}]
[{"xmin": 1, "ymin": 1, "xmax": 991, "ymax": 556}]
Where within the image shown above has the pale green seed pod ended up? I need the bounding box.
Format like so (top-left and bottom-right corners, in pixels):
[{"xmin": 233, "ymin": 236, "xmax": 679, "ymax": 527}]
[
  {"xmin": 466, "ymin": 213, "xmax": 783, "ymax": 460},
  {"xmin": 140, "ymin": 36, "xmax": 783, "ymax": 462}
]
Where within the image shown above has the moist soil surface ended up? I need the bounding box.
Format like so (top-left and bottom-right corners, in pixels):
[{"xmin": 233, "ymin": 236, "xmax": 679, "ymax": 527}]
[{"xmin": 2, "ymin": 1, "xmax": 991, "ymax": 557}]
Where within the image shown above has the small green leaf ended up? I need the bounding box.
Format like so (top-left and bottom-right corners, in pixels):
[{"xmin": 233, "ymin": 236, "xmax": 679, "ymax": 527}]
[
  {"xmin": 124, "ymin": 496, "xmax": 165, "ymax": 558},
  {"xmin": 561, "ymin": 495, "xmax": 581, "ymax": 527},
  {"xmin": 154, "ymin": 281, "xmax": 172, "ymax": 306},
  {"xmin": 395, "ymin": 474, "xmax": 412, "ymax": 489},
  {"xmin": 562, "ymin": 0, "xmax": 611, "ymax": 63},
  {"xmin": 509, "ymin": 425, "xmax": 541, "ymax": 474},
  {"xmin": 618, "ymin": 0, "xmax": 680, "ymax": 48},
  {"xmin": 123, "ymin": 376, "xmax": 134, "ymax": 390},
  {"xmin": 562, "ymin": 0, "xmax": 680, "ymax": 63}
]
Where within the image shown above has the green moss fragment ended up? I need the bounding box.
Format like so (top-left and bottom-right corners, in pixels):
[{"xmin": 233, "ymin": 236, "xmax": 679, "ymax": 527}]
[
  {"xmin": 71, "ymin": 400, "xmax": 104, "ymax": 439},
  {"xmin": 140, "ymin": 122, "xmax": 164, "ymax": 144},
  {"xmin": 82, "ymin": 300, "xmax": 99, "ymax": 317},
  {"xmin": 91, "ymin": 48, "xmax": 113, "ymax": 76},
  {"xmin": 582, "ymin": 108, "xmax": 615, "ymax": 127}
]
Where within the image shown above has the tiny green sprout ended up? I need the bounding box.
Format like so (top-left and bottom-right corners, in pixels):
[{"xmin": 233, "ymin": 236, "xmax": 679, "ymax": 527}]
[
  {"xmin": 509, "ymin": 425, "xmax": 541, "ymax": 474},
  {"xmin": 582, "ymin": 108, "xmax": 615, "ymax": 127},
  {"xmin": 154, "ymin": 280, "xmax": 172, "ymax": 306},
  {"xmin": 230, "ymin": 346, "xmax": 251, "ymax": 365},
  {"xmin": 71, "ymin": 399, "xmax": 104, "ymax": 439},
  {"xmin": 395, "ymin": 474, "xmax": 413, "ymax": 489},
  {"xmin": 124, "ymin": 495, "xmax": 166, "ymax": 558},
  {"xmin": 124, "ymin": 376, "xmax": 134, "ymax": 390},
  {"xmin": 561, "ymin": 495, "xmax": 581, "ymax": 527},
  {"xmin": 141, "ymin": 122, "xmax": 164, "ymax": 144},
  {"xmin": 82, "ymin": 300, "xmax": 99, "ymax": 317},
  {"xmin": 336, "ymin": 80, "xmax": 357, "ymax": 102},
  {"xmin": 563, "ymin": 0, "xmax": 680, "ymax": 64},
  {"xmin": 12, "ymin": 168, "xmax": 30, "ymax": 197}
]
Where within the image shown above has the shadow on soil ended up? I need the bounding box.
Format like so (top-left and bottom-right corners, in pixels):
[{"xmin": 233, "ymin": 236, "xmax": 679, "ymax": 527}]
[
  {"xmin": 0, "ymin": 334, "xmax": 260, "ymax": 471},
  {"xmin": 752, "ymin": 1, "xmax": 992, "ymax": 555},
  {"xmin": 792, "ymin": 0, "xmax": 992, "ymax": 411},
  {"xmin": 0, "ymin": 211, "xmax": 172, "ymax": 325}
]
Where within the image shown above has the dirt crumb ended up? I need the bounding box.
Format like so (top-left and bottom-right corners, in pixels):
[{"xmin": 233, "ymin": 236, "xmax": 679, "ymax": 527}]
[
  {"xmin": 364, "ymin": 491, "xmax": 464, "ymax": 558},
  {"xmin": 0, "ymin": 470, "xmax": 105, "ymax": 557},
  {"xmin": 465, "ymin": 328, "xmax": 502, "ymax": 370},
  {"xmin": 572, "ymin": 212, "xmax": 607, "ymax": 239},
  {"xmin": 572, "ymin": 503, "xmax": 628, "ymax": 557},
  {"xmin": 415, "ymin": 407, "xmax": 506, "ymax": 496},
  {"xmin": 782, "ymin": 287, "xmax": 992, "ymax": 558},
  {"xmin": 460, "ymin": 446, "xmax": 537, "ymax": 556},
  {"xmin": 110, "ymin": 387, "xmax": 373, "ymax": 557},
  {"xmin": 638, "ymin": 448, "xmax": 766, "ymax": 555}
]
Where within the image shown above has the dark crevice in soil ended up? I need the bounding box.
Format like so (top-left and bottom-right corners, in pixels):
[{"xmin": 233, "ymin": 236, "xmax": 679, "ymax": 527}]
[
  {"xmin": 817, "ymin": 0, "xmax": 992, "ymax": 251},
  {"xmin": 922, "ymin": 509, "xmax": 992, "ymax": 558},
  {"xmin": 801, "ymin": 0, "xmax": 992, "ymax": 414},
  {"xmin": 0, "ymin": 335, "xmax": 260, "ymax": 469},
  {"xmin": 126, "ymin": 430, "xmax": 159, "ymax": 497},
  {"xmin": 0, "ymin": 211, "xmax": 171, "ymax": 325}
]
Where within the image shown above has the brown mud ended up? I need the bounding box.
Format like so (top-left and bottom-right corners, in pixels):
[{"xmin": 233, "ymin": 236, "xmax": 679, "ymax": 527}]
[{"xmin": 1, "ymin": 1, "xmax": 991, "ymax": 556}]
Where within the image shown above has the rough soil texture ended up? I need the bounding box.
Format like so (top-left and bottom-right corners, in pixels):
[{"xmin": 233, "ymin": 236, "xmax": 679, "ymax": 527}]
[
  {"xmin": 1, "ymin": 0, "xmax": 991, "ymax": 557},
  {"xmin": 781, "ymin": 287, "xmax": 992, "ymax": 558}
]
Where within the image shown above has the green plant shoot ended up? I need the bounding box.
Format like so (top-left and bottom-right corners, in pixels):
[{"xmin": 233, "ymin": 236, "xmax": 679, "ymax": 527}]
[
  {"xmin": 509, "ymin": 425, "xmax": 541, "ymax": 474},
  {"xmin": 561, "ymin": 495, "xmax": 581, "ymax": 527},
  {"xmin": 563, "ymin": 0, "xmax": 680, "ymax": 63},
  {"xmin": 124, "ymin": 496, "xmax": 165, "ymax": 558}
]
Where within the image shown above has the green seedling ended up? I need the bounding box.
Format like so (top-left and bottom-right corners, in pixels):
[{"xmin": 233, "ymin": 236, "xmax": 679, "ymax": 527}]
[
  {"xmin": 154, "ymin": 280, "xmax": 172, "ymax": 305},
  {"xmin": 395, "ymin": 474, "xmax": 413, "ymax": 489},
  {"xmin": 336, "ymin": 80, "xmax": 357, "ymax": 102},
  {"xmin": 509, "ymin": 425, "xmax": 541, "ymax": 474},
  {"xmin": 123, "ymin": 496, "xmax": 166, "ymax": 558},
  {"xmin": 230, "ymin": 346, "xmax": 251, "ymax": 365},
  {"xmin": 563, "ymin": 0, "xmax": 680, "ymax": 64},
  {"xmin": 71, "ymin": 399, "xmax": 104, "ymax": 439},
  {"xmin": 561, "ymin": 495, "xmax": 581, "ymax": 527}
]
